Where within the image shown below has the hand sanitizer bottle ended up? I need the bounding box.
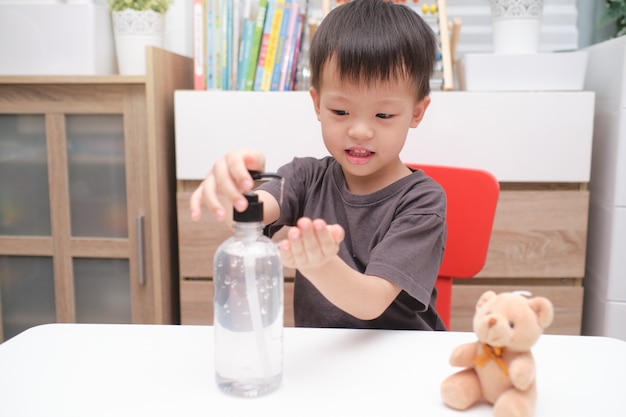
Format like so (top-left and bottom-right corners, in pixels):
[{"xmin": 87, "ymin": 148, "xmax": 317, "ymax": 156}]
[{"xmin": 213, "ymin": 189, "xmax": 284, "ymax": 398}]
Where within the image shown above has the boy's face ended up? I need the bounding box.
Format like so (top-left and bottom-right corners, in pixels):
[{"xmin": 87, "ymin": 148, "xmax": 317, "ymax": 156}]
[{"xmin": 310, "ymin": 61, "xmax": 430, "ymax": 194}]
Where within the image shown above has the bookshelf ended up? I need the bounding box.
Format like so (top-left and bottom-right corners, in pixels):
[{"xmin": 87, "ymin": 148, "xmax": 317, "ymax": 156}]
[{"xmin": 192, "ymin": 0, "xmax": 454, "ymax": 91}]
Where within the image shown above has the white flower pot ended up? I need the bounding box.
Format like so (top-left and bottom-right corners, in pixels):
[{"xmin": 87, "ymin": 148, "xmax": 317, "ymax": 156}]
[
  {"xmin": 490, "ymin": 0, "xmax": 543, "ymax": 54},
  {"xmin": 111, "ymin": 9, "xmax": 164, "ymax": 75}
]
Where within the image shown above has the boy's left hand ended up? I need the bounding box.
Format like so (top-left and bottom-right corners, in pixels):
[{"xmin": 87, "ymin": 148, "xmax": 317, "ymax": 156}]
[{"xmin": 279, "ymin": 218, "xmax": 344, "ymax": 271}]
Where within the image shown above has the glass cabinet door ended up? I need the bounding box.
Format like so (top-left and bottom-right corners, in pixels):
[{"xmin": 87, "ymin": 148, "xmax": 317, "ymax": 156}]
[
  {"xmin": 0, "ymin": 256, "xmax": 56, "ymax": 341},
  {"xmin": 65, "ymin": 115, "xmax": 133, "ymax": 323},
  {"xmin": 0, "ymin": 115, "xmax": 51, "ymax": 236},
  {"xmin": 73, "ymin": 258, "xmax": 131, "ymax": 323},
  {"xmin": 0, "ymin": 115, "xmax": 57, "ymax": 340},
  {"xmin": 66, "ymin": 115, "xmax": 128, "ymax": 238}
]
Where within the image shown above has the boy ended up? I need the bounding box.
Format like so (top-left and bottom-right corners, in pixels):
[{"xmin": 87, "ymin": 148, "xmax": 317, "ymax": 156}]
[{"xmin": 190, "ymin": 0, "xmax": 447, "ymax": 330}]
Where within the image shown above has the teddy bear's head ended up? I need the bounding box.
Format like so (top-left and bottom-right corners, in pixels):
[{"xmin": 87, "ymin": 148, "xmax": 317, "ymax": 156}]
[{"xmin": 473, "ymin": 291, "xmax": 554, "ymax": 352}]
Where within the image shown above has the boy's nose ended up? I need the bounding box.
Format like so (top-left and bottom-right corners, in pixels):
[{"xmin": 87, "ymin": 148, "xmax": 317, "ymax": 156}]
[{"xmin": 348, "ymin": 122, "xmax": 374, "ymax": 142}]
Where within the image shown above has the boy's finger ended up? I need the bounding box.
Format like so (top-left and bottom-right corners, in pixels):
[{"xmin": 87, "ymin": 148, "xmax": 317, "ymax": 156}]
[
  {"xmin": 327, "ymin": 224, "xmax": 345, "ymax": 244},
  {"xmin": 201, "ymin": 175, "xmax": 227, "ymax": 220},
  {"xmin": 227, "ymin": 150, "xmax": 266, "ymax": 193},
  {"xmin": 213, "ymin": 159, "xmax": 249, "ymax": 212},
  {"xmin": 299, "ymin": 218, "xmax": 329, "ymax": 262},
  {"xmin": 313, "ymin": 220, "xmax": 340, "ymax": 257},
  {"xmin": 279, "ymin": 240, "xmax": 296, "ymax": 269},
  {"xmin": 287, "ymin": 227, "xmax": 307, "ymax": 265},
  {"xmin": 189, "ymin": 184, "xmax": 204, "ymax": 221}
]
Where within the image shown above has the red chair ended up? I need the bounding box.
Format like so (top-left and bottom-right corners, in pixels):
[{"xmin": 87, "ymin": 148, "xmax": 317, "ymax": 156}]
[{"xmin": 406, "ymin": 163, "xmax": 500, "ymax": 329}]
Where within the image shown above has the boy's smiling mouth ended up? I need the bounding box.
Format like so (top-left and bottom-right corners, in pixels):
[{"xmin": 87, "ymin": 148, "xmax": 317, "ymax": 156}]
[{"xmin": 346, "ymin": 147, "xmax": 374, "ymax": 164}]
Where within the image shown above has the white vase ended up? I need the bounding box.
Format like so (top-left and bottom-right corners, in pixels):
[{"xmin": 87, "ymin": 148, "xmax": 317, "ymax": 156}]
[
  {"xmin": 490, "ymin": 0, "xmax": 543, "ymax": 54},
  {"xmin": 111, "ymin": 9, "xmax": 165, "ymax": 75}
]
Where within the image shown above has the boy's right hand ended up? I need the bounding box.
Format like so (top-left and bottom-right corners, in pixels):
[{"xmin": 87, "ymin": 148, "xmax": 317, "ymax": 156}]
[{"xmin": 189, "ymin": 149, "xmax": 266, "ymax": 221}]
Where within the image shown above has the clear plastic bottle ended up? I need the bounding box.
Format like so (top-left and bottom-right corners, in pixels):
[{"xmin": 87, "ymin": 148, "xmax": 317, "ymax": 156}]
[{"xmin": 213, "ymin": 191, "xmax": 284, "ymax": 398}]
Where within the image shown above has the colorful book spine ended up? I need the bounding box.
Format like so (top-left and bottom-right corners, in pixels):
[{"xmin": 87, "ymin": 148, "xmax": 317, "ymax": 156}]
[
  {"xmin": 286, "ymin": 11, "xmax": 304, "ymax": 91},
  {"xmin": 277, "ymin": 0, "xmax": 298, "ymax": 91},
  {"xmin": 230, "ymin": 0, "xmax": 241, "ymax": 90},
  {"xmin": 270, "ymin": 0, "xmax": 294, "ymax": 91},
  {"xmin": 245, "ymin": 0, "xmax": 269, "ymax": 90},
  {"xmin": 253, "ymin": 0, "xmax": 275, "ymax": 91},
  {"xmin": 205, "ymin": 0, "xmax": 215, "ymax": 89},
  {"xmin": 193, "ymin": 0, "xmax": 206, "ymax": 90},
  {"xmin": 260, "ymin": 0, "xmax": 285, "ymax": 91},
  {"xmin": 237, "ymin": 18, "xmax": 255, "ymax": 90},
  {"xmin": 220, "ymin": 0, "xmax": 232, "ymax": 90},
  {"xmin": 213, "ymin": 0, "xmax": 223, "ymax": 89}
]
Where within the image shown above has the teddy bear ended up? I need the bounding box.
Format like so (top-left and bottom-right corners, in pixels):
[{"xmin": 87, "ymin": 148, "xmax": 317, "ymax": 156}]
[{"xmin": 440, "ymin": 290, "xmax": 554, "ymax": 417}]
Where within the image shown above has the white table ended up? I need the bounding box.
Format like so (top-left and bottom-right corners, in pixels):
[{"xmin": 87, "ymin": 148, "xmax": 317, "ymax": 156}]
[{"xmin": 0, "ymin": 324, "xmax": 624, "ymax": 417}]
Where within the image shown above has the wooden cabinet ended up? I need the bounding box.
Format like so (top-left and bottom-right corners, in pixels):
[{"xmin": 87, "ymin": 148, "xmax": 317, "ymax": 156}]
[{"xmin": 0, "ymin": 47, "xmax": 193, "ymax": 342}]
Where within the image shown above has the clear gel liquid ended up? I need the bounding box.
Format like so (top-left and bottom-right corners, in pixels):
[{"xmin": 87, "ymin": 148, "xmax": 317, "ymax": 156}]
[{"xmin": 213, "ymin": 223, "xmax": 284, "ymax": 398}]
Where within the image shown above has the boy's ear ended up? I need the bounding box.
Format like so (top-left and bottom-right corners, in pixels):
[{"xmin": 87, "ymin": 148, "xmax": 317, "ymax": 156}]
[
  {"xmin": 310, "ymin": 87, "xmax": 321, "ymax": 121},
  {"xmin": 410, "ymin": 96, "xmax": 430, "ymax": 128}
]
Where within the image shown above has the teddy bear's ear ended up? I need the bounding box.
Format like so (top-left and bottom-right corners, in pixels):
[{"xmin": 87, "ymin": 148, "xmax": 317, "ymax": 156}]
[
  {"xmin": 476, "ymin": 290, "xmax": 497, "ymax": 310},
  {"xmin": 528, "ymin": 297, "xmax": 555, "ymax": 329}
]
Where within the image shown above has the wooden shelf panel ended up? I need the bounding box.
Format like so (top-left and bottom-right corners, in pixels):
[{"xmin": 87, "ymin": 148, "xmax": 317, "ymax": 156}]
[
  {"xmin": 477, "ymin": 189, "xmax": 589, "ymax": 279},
  {"xmin": 450, "ymin": 283, "xmax": 584, "ymax": 335},
  {"xmin": 177, "ymin": 187, "xmax": 589, "ymax": 280}
]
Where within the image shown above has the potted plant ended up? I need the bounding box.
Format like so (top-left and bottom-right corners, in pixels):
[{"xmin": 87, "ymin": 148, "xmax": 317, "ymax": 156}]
[
  {"xmin": 603, "ymin": 0, "xmax": 626, "ymax": 37},
  {"xmin": 108, "ymin": 0, "xmax": 173, "ymax": 75},
  {"xmin": 108, "ymin": 0, "xmax": 172, "ymax": 13}
]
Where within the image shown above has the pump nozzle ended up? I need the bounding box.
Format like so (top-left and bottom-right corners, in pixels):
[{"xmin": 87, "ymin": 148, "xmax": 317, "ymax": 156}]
[
  {"xmin": 241, "ymin": 170, "xmax": 285, "ymax": 218},
  {"xmin": 249, "ymin": 170, "xmax": 282, "ymax": 181}
]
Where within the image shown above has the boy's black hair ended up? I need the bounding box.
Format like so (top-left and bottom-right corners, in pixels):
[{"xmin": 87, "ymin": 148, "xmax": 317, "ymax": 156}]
[{"xmin": 309, "ymin": 0, "xmax": 437, "ymax": 99}]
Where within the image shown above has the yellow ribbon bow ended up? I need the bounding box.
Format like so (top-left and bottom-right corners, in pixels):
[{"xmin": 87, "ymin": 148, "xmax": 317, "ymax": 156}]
[{"xmin": 473, "ymin": 344, "xmax": 509, "ymax": 377}]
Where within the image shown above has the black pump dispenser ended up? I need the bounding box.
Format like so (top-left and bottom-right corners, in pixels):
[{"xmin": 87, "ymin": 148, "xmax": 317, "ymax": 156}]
[
  {"xmin": 234, "ymin": 192, "xmax": 263, "ymax": 223},
  {"xmin": 232, "ymin": 171, "xmax": 283, "ymax": 223}
]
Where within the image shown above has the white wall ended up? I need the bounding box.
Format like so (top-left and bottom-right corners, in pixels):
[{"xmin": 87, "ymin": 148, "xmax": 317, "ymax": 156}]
[
  {"xmin": 0, "ymin": 0, "xmax": 195, "ymax": 58},
  {"xmin": 165, "ymin": 0, "xmax": 194, "ymax": 57}
]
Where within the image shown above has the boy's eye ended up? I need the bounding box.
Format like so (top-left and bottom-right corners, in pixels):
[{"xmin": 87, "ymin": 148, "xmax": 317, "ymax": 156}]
[
  {"xmin": 376, "ymin": 113, "xmax": 392, "ymax": 119},
  {"xmin": 332, "ymin": 109, "xmax": 348, "ymax": 116}
]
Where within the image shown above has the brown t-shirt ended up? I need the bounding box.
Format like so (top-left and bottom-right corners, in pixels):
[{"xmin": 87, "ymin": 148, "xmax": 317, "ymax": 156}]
[{"xmin": 260, "ymin": 157, "xmax": 447, "ymax": 330}]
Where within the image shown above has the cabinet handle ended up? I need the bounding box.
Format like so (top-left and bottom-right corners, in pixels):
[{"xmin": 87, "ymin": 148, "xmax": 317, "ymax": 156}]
[{"xmin": 137, "ymin": 214, "xmax": 145, "ymax": 286}]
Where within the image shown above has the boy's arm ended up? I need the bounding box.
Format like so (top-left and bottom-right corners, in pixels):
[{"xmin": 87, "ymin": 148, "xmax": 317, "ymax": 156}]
[{"xmin": 280, "ymin": 217, "xmax": 401, "ymax": 320}]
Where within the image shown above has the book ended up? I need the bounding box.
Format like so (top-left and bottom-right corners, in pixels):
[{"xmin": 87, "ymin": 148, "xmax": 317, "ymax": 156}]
[
  {"xmin": 285, "ymin": 11, "xmax": 304, "ymax": 91},
  {"xmin": 260, "ymin": 0, "xmax": 286, "ymax": 91},
  {"xmin": 253, "ymin": 0, "xmax": 276, "ymax": 91},
  {"xmin": 193, "ymin": 0, "xmax": 206, "ymax": 90},
  {"xmin": 205, "ymin": 0, "xmax": 215, "ymax": 89},
  {"xmin": 270, "ymin": 0, "xmax": 295, "ymax": 91},
  {"xmin": 220, "ymin": 0, "xmax": 232, "ymax": 90},
  {"xmin": 237, "ymin": 18, "xmax": 254, "ymax": 90},
  {"xmin": 277, "ymin": 0, "xmax": 299, "ymax": 91},
  {"xmin": 213, "ymin": 0, "xmax": 223, "ymax": 89},
  {"xmin": 230, "ymin": 0, "xmax": 241, "ymax": 90},
  {"xmin": 245, "ymin": 0, "xmax": 269, "ymax": 90},
  {"xmin": 236, "ymin": 0, "xmax": 253, "ymax": 90}
]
